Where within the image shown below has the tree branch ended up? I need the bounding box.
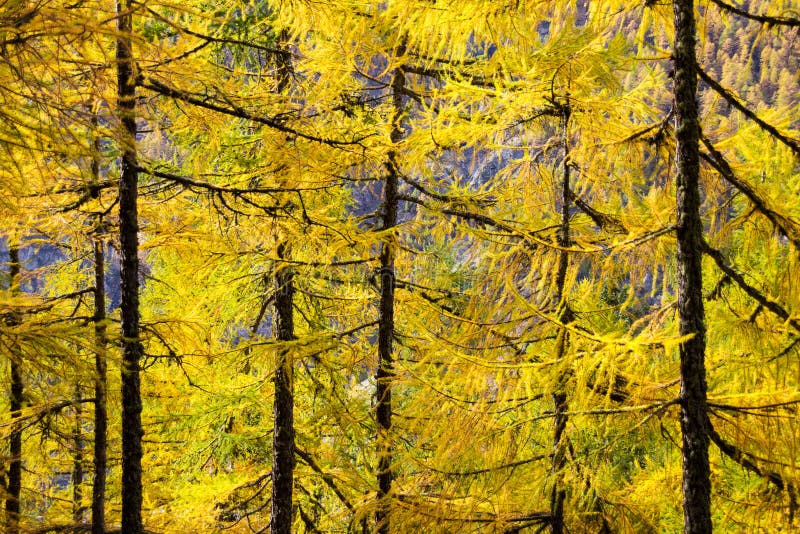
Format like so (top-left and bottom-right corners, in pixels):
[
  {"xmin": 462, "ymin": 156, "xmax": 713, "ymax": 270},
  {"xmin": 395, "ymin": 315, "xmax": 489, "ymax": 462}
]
[
  {"xmin": 295, "ymin": 447, "xmax": 355, "ymax": 512},
  {"xmin": 138, "ymin": 76, "xmax": 370, "ymax": 147},
  {"xmin": 697, "ymin": 67, "xmax": 800, "ymax": 157},
  {"xmin": 701, "ymin": 241, "xmax": 800, "ymax": 333},
  {"xmin": 706, "ymin": 0, "xmax": 800, "ymax": 26},
  {"xmin": 568, "ymin": 188, "xmax": 627, "ymax": 233},
  {"xmin": 700, "ymin": 134, "xmax": 800, "ymax": 249},
  {"xmin": 707, "ymin": 416, "xmax": 788, "ymax": 490}
]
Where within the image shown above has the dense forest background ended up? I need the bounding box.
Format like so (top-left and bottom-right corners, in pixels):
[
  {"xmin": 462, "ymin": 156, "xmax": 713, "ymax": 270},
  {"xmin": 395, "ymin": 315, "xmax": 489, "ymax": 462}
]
[{"xmin": 0, "ymin": 0, "xmax": 798, "ymax": 532}]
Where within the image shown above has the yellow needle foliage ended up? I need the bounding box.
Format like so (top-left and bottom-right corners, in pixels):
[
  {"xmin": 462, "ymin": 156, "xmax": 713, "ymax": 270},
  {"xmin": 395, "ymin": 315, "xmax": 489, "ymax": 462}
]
[{"xmin": 0, "ymin": 0, "xmax": 797, "ymax": 532}]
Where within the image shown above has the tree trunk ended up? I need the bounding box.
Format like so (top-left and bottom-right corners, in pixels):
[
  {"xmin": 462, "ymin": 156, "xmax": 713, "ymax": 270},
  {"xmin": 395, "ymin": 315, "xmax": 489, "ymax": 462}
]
[
  {"xmin": 72, "ymin": 382, "xmax": 84, "ymax": 524},
  {"xmin": 117, "ymin": 0, "xmax": 144, "ymax": 531},
  {"xmin": 91, "ymin": 231, "xmax": 108, "ymax": 534},
  {"xmin": 5, "ymin": 244, "xmax": 22, "ymax": 534},
  {"xmin": 269, "ymin": 35, "xmax": 296, "ymax": 534},
  {"xmin": 270, "ymin": 243, "xmax": 295, "ymax": 534},
  {"xmin": 550, "ymin": 104, "xmax": 572, "ymax": 534},
  {"xmin": 672, "ymin": 0, "xmax": 712, "ymax": 531},
  {"xmin": 375, "ymin": 52, "xmax": 405, "ymax": 534}
]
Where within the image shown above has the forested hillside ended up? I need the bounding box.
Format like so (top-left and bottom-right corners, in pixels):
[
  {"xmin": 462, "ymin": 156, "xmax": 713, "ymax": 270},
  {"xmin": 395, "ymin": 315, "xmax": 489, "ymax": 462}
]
[{"xmin": 0, "ymin": 1, "xmax": 797, "ymax": 533}]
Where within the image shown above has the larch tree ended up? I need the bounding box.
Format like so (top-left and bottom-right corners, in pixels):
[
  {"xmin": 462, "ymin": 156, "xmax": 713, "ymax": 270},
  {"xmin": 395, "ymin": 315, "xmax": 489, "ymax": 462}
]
[
  {"xmin": 4, "ymin": 243, "xmax": 22, "ymax": 534},
  {"xmin": 117, "ymin": 0, "xmax": 144, "ymax": 530},
  {"xmin": 90, "ymin": 113, "xmax": 109, "ymax": 534},
  {"xmin": 0, "ymin": 0, "xmax": 796, "ymax": 532},
  {"xmin": 270, "ymin": 32, "xmax": 297, "ymax": 534},
  {"xmin": 0, "ymin": 4, "xmax": 111, "ymax": 532},
  {"xmin": 374, "ymin": 43, "xmax": 406, "ymax": 534},
  {"xmin": 672, "ymin": 0, "xmax": 712, "ymax": 530},
  {"xmin": 662, "ymin": 0, "xmax": 799, "ymax": 529}
]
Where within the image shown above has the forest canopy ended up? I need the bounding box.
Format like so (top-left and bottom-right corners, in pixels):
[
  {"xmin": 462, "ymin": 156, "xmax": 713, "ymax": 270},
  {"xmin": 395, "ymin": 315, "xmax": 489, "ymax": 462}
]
[{"xmin": 0, "ymin": 0, "xmax": 798, "ymax": 533}]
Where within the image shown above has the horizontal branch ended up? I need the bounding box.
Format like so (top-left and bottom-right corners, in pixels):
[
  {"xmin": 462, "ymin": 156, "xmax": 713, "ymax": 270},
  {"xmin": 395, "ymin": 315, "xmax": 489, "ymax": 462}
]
[
  {"xmin": 402, "ymin": 64, "xmax": 497, "ymax": 88},
  {"xmin": 400, "ymin": 173, "xmax": 494, "ymax": 207},
  {"xmin": 395, "ymin": 494, "xmax": 550, "ymax": 525},
  {"xmin": 420, "ymin": 455, "xmax": 547, "ymax": 477},
  {"xmin": 30, "ymin": 526, "xmax": 158, "ymax": 534},
  {"xmin": 139, "ymin": 165, "xmax": 331, "ymax": 195},
  {"xmin": 709, "ymin": 399, "xmax": 800, "ymax": 412},
  {"xmin": 401, "ymin": 191, "xmax": 674, "ymax": 258}
]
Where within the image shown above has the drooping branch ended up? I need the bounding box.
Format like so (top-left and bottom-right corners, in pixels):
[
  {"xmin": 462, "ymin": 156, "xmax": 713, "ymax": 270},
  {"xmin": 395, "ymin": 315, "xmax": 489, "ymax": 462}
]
[
  {"xmin": 707, "ymin": 416, "xmax": 789, "ymax": 490},
  {"xmin": 568, "ymin": 188, "xmax": 627, "ymax": 233},
  {"xmin": 700, "ymin": 134, "xmax": 800, "ymax": 249},
  {"xmin": 708, "ymin": 399, "xmax": 800, "ymax": 414},
  {"xmin": 214, "ymin": 472, "xmax": 272, "ymax": 526},
  {"xmin": 141, "ymin": 5, "xmax": 292, "ymax": 56},
  {"xmin": 0, "ymin": 399, "xmax": 97, "ymax": 439},
  {"xmin": 771, "ymin": 336, "xmax": 800, "ymax": 362},
  {"xmin": 701, "ymin": 241, "xmax": 800, "ymax": 333},
  {"xmin": 706, "ymin": 0, "xmax": 800, "ymax": 27},
  {"xmin": 138, "ymin": 77, "xmax": 370, "ymax": 147},
  {"xmin": 400, "ymin": 173, "xmax": 495, "ymax": 207},
  {"xmin": 295, "ymin": 447, "xmax": 355, "ymax": 513},
  {"xmin": 697, "ymin": 67, "xmax": 800, "ymax": 157}
]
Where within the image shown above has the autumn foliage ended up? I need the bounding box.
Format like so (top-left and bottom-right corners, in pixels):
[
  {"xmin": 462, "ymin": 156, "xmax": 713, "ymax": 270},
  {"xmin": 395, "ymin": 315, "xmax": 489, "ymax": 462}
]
[{"xmin": 0, "ymin": 1, "xmax": 798, "ymax": 533}]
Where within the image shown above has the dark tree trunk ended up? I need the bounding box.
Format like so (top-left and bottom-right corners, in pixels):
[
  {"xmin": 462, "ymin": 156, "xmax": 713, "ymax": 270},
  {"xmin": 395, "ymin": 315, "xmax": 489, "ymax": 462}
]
[
  {"xmin": 550, "ymin": 104, "xmax": 572, "ymax": 534},
  {"xmin": 91, "ymin": 232, "xmax": 108, "ymax": 534},
  {"xmin": 270, "ymin": 243, "xmax": 295, "ymax": 534},
  {"xmin": 117, "ymin": 1, "xmax": 144, "ymax": 531},
  {"xmin": 72, "ymin": 382, "xmax": 84, "ymax": 524},
  {"xmin": 375, "ymin": 55, "xmax": 405, "ymax": 534},
  {"xmin": 672, "ymin": 0, "xmax": 712, "ymax": 531},
  {"xmin": 269, "ymin": 35, "xmax": 296, "ymax": 534},
  {"xmin": 5, "ymin": 244, "xmax": 22, "ymax": 534}
]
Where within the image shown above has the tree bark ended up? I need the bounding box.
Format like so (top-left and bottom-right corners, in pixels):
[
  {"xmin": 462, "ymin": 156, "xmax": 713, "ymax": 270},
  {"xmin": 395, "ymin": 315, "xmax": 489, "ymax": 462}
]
[
  {"xmin": 5, "ymin": 244, "xmax": 22, "ymax": 534},
  {"xmin": 270, "ymin": 243, "xmax": 295, "ymax": 534},
  {"xmin": 550, "ymin": 104, "xmax": 572, "ymax": 534},
  {"xmin": 375, "ymin": 54, "xmax": 405, "ymax": 534},
  {"xmin": 269, "ymin": 34, "xmax": 296, "ymax": 534},
  {"xmin": 672, "ymin": 0, "xmax": 712, "ymax": 531},
  {"xmin": 72, "ymin": 382, "xmax": 84, "ymax": 524},
  {"xmin": 117, "ymin": 0, "xmax": 144, "ymax": 531},
  {"xmin": 91, "ymin": 231, "xmax": 108, "ymax": 534}
]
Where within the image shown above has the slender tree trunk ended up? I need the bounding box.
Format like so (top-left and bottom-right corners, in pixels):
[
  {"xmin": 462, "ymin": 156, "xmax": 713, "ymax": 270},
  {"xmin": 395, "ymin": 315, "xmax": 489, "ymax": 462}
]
[
  {"xmin": 672, "ymin": 0, "xmax": 712, "ymax": 531},
  {"xmin": 72, "ymin": 382, "xmax": 84, "ymax": 524},
  {"xmin": 550, "ymin": 104, "xmax": 572, "ymax": 534},
  {"xmin": 91, "ymin": 231, "xmax": 108, "ymax": 534},
  {"xmin": 270, "ymin": 242, "xmax": 295, "ymax": 534},
  {"xmin": 117, "ymin": 1, "xmax": 144, "ymax": 531},
  {"xmin": 375, "ymin": 51, "xmax": 405, "ymax": 534},
  {"xmin": 269, "ymin": 35, "xmax": 296, "ymax": 534},
  {"xmin": 5, "ymin": 244, "xmax": 22, "ymax": 534}
]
